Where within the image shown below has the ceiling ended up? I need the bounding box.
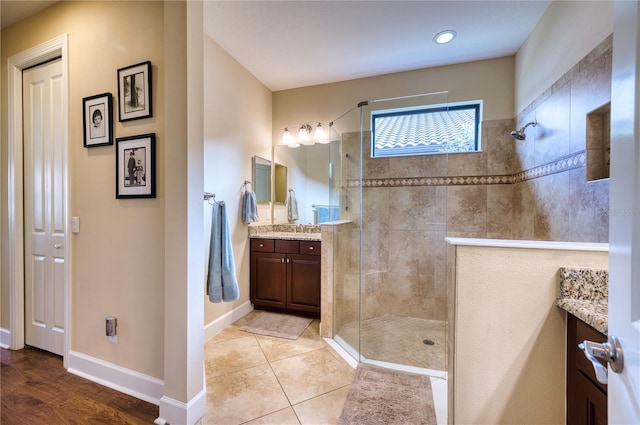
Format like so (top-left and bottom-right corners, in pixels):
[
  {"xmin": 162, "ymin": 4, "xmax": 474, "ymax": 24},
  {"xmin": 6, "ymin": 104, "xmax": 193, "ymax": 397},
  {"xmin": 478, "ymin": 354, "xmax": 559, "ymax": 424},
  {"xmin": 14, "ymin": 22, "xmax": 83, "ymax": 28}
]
[
  {"xmin": 1, "ymin": 1, "xmax": 58, "ymax": 29},
  {"xmin": 2, "ymin": 1, "xmax": 551, "ymax": 92},
  {"xmin": 203, "ymin": 1, "xmax": 551, "ymax": 91}
]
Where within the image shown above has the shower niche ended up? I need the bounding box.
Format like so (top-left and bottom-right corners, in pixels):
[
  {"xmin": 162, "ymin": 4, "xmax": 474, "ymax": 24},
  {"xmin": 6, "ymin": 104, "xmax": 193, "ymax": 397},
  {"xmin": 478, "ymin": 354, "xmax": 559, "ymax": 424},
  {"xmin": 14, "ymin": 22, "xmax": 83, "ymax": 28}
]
[{"xmin": 586, "ymin": 102, "xmax": 611, "ymax": 182}]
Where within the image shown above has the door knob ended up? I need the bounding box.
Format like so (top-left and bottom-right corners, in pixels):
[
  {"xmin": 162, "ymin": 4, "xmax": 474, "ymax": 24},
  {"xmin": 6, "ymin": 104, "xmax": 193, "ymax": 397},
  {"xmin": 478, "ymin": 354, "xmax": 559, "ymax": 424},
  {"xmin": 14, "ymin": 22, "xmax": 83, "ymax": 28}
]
[
  {"xmin": 578, "ymin": 335, "xmax": 624, "ymax": 384},
  {"xmin": 54, "ymin": 244, "xmax": 63, "ymax": 249}
]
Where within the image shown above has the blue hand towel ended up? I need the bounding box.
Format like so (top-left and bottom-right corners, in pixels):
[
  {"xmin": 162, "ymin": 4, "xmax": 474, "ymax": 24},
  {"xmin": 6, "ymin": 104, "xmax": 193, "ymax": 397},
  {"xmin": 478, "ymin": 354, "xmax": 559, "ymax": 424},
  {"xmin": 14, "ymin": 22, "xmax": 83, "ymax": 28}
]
[
  {"xmin": 242, "ymin": 190, "xmax": 259, "ymax": 224},
  {"xmin": 207, "ymin": 202, "xmax": 239, "ymax": 303},
  {"xmin": 287, "ymin": 190, "xmax": 299, "ymax": 221}
]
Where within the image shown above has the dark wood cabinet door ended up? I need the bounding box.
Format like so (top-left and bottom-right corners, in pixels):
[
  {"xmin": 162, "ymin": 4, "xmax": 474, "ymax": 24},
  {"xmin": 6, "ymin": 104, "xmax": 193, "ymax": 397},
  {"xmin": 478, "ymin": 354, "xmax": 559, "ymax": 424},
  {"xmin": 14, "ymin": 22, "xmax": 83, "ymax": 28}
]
[
  {"xmin": 572, "ymin": 371, "xmax": 608, "ymax": 425},
  {"xmin": 250, "ymin": 252, "xmax": 286, "ymax": 308},
  {"xmin": 286, "ymin": 254, "xmax": 321, "ymax": 314},
  {"xmin": 567, "ymin": 314, "xmax": 608, "ymax": 425}
]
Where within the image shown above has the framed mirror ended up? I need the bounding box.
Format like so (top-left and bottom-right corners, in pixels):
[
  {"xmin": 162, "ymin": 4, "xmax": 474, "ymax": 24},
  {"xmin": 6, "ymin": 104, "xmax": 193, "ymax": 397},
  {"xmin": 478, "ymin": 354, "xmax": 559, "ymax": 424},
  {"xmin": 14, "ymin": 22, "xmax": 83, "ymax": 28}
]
[
  {"xmin": 273, "ymin": 143, "xmax": 336, "ymax": 224},
  {"xmin": 252, "ymin": 156, "xmax": 271, "ymax": 202}
]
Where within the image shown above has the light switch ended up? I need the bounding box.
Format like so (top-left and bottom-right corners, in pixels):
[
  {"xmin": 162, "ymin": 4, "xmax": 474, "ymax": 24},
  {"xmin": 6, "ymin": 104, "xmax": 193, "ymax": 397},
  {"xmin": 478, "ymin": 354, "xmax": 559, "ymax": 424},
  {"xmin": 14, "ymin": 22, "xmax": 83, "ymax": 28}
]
[{"xmin": 71, "ymin": 217, "xmax": 79, "ymax": 233}]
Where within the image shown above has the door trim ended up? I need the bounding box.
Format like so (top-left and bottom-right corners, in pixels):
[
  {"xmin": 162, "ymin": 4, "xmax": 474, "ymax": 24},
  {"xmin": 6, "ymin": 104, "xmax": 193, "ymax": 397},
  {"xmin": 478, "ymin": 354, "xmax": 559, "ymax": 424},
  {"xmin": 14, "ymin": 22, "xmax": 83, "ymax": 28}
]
[{"xmin": 7, "ymin": 35, "xmax": 70, "ymax": 365}]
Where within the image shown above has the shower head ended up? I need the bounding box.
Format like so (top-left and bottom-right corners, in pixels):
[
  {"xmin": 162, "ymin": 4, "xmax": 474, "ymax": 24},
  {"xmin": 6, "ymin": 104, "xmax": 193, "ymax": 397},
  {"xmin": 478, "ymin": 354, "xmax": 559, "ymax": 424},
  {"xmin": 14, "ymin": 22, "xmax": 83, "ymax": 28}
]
[
  {"xmin": 510, "ymin": 129, "xmax": 527, "ymax": 141},
  {"xmin": 510, "ymin": 120, "xmax": 537, "ymax": 140}
]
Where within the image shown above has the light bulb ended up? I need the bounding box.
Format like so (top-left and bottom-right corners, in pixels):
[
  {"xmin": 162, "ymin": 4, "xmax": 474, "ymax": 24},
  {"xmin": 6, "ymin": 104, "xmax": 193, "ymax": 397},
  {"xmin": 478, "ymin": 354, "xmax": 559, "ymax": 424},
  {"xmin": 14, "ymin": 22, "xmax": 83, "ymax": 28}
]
[
  {"xmin": 282, "ymin": 128, "xmax": 293, "ymax": 145},
  {"xmin": 298, "ymin": 125, "xmax": 310, "ymax": 142},
  {"xmin": 313, "ymin": 123, "xmax": 327, "ymax": 142}
]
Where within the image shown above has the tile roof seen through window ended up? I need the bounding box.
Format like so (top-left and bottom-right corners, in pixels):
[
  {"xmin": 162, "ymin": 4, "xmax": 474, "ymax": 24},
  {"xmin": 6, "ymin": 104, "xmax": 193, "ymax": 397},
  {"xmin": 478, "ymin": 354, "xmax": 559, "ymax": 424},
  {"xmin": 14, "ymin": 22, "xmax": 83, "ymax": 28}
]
[{"xmin": 373, "ymin": 106, "xmax": 478, "ymax": 156}]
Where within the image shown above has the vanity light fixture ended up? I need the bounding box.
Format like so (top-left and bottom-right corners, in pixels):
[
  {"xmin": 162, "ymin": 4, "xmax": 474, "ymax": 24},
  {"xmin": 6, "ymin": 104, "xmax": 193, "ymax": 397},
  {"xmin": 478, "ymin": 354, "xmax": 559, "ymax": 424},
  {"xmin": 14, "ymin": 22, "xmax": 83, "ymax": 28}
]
[
  {"xmin": 282, "ymin": 122, "xmax": 329, "ymax": 148},
  {"xmin": 434, "ymin": 30, "xmax": 456, "ymax": 44}
]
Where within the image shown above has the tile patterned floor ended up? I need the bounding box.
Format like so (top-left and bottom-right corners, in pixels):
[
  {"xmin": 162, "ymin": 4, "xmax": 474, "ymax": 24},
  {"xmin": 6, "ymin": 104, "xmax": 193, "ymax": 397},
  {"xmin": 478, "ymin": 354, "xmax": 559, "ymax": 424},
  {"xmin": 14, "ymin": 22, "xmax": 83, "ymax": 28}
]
[{"xmin": 200, "ymin": 311, "xmax": 355, "ymax": 425}]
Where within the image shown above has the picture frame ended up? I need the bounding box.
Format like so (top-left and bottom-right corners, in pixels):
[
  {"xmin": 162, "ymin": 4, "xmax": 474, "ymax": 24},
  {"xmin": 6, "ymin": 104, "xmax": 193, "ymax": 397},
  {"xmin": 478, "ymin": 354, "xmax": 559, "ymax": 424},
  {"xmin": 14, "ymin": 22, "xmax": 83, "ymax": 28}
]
[
  {"xmin": 116, "ymin": 133, "xmax": 156, "ymax": 199},
  {"xmin": 82, "ymin": 93, "xmax": 113, "ymax": 147},
  {"xmin": 117, "ymin": 61, "xmax": 152, "ymax": 122}
]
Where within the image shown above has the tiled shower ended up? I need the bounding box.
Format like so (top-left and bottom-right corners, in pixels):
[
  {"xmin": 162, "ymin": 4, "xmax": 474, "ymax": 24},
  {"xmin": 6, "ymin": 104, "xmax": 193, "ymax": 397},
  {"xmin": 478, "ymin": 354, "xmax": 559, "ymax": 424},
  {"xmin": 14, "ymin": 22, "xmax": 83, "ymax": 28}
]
[{"xmin": 327, "ymin": 35, "xmax": 611, "ymax": 378}]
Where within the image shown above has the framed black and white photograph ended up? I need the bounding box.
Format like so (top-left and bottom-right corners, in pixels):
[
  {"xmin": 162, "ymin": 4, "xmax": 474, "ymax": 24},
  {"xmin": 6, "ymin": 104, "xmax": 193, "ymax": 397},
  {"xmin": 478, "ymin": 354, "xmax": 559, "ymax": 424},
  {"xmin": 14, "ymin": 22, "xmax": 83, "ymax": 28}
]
[
  {"xmin": 116, "ymin": 133, "xmax": 155, "ymax": 199},
  {"xmin": 117, "ymin": 61, "xmax": 152, "ymax": 122},
  {"xmin": 82, "ymin": 93, "xmax": 113, "ymax": 147}
]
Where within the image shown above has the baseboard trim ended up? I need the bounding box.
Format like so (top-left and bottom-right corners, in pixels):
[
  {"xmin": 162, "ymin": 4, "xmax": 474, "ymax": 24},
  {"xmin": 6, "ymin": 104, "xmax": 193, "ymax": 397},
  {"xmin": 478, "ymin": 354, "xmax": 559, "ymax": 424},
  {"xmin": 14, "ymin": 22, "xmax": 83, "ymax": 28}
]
[
  {"xmin": 204, "ymin": 300, "xmax": 253, "ymax": 341},
  {"xmin": 67, "ymin": 350, "xmax": 164, "ymax": 405},
  {"xmin": 0, "ymin": 327, "xmax": 10, "ymax": 348},
  {"xmin": 60, "ymin": 303, "xmax": 252, "ymax": 418},
  {"xmin": 155, "ymin": 387, "xmax": 207, "ymax": 425}
]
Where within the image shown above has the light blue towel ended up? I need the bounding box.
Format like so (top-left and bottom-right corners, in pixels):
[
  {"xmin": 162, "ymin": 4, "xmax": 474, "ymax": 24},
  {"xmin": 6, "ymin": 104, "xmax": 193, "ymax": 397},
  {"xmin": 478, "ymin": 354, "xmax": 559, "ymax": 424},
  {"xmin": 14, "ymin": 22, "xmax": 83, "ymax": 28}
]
[
  {"xmin": 242, "ymin": 190, "xmax": 259, "ymax": 224},
  {"xmin": 207, "ymin": 202, "xmax": 239, "ymax": 303},
  {"xmin": 287, "ymin": 190, "xmax": 299, "ymax": 221}
]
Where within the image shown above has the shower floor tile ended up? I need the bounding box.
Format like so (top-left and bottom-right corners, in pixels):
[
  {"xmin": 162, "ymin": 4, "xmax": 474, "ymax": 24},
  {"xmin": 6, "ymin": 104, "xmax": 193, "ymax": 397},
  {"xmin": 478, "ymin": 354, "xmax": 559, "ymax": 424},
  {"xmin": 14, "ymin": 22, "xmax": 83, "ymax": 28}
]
[{"xmin": 336, "ymin": 314, "xmax": 446, "ymax": 371}]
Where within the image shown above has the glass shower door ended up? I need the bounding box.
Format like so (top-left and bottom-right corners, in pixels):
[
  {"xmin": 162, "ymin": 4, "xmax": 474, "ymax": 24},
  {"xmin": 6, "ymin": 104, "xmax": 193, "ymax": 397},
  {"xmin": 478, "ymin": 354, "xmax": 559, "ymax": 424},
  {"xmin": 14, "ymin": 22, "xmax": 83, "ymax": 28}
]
[
  {"xmin": 330, "ymin": 92, "xmax": 451, "ymax": 378},
  {"xmin": 357, "ymin": 92, "xmax": 449, "ymax": 376}
]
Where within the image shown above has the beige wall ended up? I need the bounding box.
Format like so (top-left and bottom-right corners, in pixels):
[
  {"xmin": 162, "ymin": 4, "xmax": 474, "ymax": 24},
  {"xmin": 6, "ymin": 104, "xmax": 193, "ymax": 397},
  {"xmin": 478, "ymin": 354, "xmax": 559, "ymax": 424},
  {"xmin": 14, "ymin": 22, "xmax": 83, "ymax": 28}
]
[
  {"xmin": 273, "ymin": 56, "xmax": 515, "ymax": 144},
  {"xmin": 515, "ymin": 1, "xmax": 613, "ymax": 114},
  {"xmin": 1, "ymin": 1, "xmax": 165, "ymax": 379},
  {"xmin": 450, "ymin": 241, "xmax": 608, "ymax": 424},
  {"xmin": 202, "ymin": 35, "xmax": 272, "ymax": 324}
]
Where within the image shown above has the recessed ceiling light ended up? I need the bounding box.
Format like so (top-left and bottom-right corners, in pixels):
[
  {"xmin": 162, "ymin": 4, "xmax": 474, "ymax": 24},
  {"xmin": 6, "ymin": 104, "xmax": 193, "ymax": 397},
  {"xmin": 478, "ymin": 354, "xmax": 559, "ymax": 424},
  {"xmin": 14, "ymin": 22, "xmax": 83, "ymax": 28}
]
[{"xmin": 434, "ymin": 30, "xmax": 457, "ymax": 44}]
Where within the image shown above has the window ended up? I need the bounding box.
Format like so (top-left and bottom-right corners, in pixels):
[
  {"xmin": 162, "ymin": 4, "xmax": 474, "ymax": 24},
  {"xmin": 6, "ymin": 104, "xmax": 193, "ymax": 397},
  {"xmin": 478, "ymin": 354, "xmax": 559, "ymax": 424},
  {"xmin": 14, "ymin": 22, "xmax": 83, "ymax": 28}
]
[{"xmin": 371, "ymin": 101, "xmax": 482, "ymax": 157}]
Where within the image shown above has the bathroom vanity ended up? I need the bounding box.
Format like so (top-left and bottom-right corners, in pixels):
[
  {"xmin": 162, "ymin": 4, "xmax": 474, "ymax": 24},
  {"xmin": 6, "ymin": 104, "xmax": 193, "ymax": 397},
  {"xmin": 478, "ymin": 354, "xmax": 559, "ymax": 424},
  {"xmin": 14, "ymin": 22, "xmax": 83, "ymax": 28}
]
[
  {"xmin": 249, "ymin": 226, "xmax": 321, "ymax": 316},
  {"xmin": 556, "ymin": 267, "xmax": 609, "ymax": 425}
]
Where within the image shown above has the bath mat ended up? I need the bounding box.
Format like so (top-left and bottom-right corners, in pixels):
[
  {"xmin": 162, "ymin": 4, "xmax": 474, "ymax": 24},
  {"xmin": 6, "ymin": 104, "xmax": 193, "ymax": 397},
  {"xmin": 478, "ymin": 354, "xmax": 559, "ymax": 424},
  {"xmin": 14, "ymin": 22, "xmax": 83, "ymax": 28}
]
[
  {"xmin": 338, "ymin": 364, "xmax": 437, "ymax": 425},
  {"xmin": 239, "ymin": 312, "xmax": 312, "ymax": 340}
]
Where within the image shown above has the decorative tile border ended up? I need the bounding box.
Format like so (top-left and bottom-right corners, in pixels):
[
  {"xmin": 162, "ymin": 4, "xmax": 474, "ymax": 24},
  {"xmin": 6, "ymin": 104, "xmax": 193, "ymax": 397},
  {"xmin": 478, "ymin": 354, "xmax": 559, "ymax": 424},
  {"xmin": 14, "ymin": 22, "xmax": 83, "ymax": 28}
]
[
  {"xmin": 512, "ymin": 151, "xmax": 586, "ymax": 184},
  {"xmin": 346, "ymin": 150, "xmax": 587, "ymax": 188}
]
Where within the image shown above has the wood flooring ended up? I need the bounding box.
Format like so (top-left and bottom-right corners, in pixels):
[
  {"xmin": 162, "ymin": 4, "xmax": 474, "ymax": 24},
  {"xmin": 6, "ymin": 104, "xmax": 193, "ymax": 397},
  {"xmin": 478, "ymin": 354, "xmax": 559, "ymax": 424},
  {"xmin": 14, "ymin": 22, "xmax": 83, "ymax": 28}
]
[{"xmin": 1, "ymin": 346, "xmax": 158, "ymax": 424}]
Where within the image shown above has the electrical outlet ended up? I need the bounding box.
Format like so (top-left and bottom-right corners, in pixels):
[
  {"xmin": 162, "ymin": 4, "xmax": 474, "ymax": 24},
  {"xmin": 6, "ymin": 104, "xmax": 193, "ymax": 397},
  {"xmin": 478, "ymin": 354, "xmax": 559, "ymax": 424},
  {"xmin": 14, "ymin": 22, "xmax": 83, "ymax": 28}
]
[{"xmin": 106, "ymin": 317, "xmax": 117, "ymax": 337}]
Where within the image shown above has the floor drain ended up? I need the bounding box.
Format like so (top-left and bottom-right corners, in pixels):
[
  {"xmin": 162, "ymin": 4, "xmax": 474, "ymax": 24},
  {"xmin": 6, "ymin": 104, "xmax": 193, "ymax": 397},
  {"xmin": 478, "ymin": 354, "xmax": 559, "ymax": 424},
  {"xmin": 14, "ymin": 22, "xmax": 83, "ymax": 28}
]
[{"xmin": 423, "ymin": 339, "xmax": 435, "ymax": 346}]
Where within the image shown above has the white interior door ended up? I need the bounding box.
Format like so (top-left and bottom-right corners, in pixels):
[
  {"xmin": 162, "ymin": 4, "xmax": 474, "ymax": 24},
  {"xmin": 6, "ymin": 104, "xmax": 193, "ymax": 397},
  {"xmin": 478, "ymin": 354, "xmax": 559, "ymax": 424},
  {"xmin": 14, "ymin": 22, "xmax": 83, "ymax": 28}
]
[
  {"xmin": 23, "ymin": 58, "xmax": 66, "ymax": 356},
  {"xmin": 608, "ymin": 1, "xmax": 640, "ymax": 423}
]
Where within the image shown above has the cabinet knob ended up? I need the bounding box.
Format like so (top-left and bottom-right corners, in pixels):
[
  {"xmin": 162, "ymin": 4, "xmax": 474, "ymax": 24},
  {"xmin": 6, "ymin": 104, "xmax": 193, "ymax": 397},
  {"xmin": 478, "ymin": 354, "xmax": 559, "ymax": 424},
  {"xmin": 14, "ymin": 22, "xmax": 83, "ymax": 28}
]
[
  {"xmin": 281, "ymin": 258, "xmax": 285, "ymax": 262},
  {"xmin": 259, "ymin": 243, "xmax": 264, "ymax": 247},
  {"xmin": 308, "ymin": 246, "xmax": 314, "ymax": 250}
]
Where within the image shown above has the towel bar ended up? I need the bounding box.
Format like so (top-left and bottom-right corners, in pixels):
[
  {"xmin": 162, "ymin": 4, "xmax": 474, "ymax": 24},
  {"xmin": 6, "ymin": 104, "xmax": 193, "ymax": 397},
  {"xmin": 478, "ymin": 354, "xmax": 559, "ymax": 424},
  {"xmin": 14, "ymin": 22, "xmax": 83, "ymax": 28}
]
[{"xmin": 204, "ymin": 192, "xmax": 224, "ymax": 206}]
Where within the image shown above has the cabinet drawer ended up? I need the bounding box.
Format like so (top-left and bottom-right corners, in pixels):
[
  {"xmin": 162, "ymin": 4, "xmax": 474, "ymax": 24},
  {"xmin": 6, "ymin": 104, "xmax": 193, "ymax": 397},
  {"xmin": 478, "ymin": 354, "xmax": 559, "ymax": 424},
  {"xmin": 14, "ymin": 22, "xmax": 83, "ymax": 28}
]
[
  {"xmin": 300, "ymin": 241, "xmax": 321, "ymax": 255},
  {"xmin": 251, "ymin": 239, "xmax": 274, "ymax": 252},
  {"xmin": 574, "ymin": 317, "xmax": 607, "ymax": 393},
  {"xmin": 275, "ymin": 240, "xmax": 299, "ymax": 254}
]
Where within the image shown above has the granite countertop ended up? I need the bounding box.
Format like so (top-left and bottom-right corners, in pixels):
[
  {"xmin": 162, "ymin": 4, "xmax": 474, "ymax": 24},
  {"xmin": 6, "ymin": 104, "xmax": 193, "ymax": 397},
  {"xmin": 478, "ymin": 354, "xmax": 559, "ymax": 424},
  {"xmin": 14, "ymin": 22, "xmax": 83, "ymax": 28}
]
[
  {"xmin": 250, "ymin": 231, "xmax": 321, "ymax": 241},
  {"xmin": 556, "ymin": 267, "xmax": 608, "ymax": 334},
  {"xmin": 249, "ymin": 224, "xmax": 321, "ymax": 241}
]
